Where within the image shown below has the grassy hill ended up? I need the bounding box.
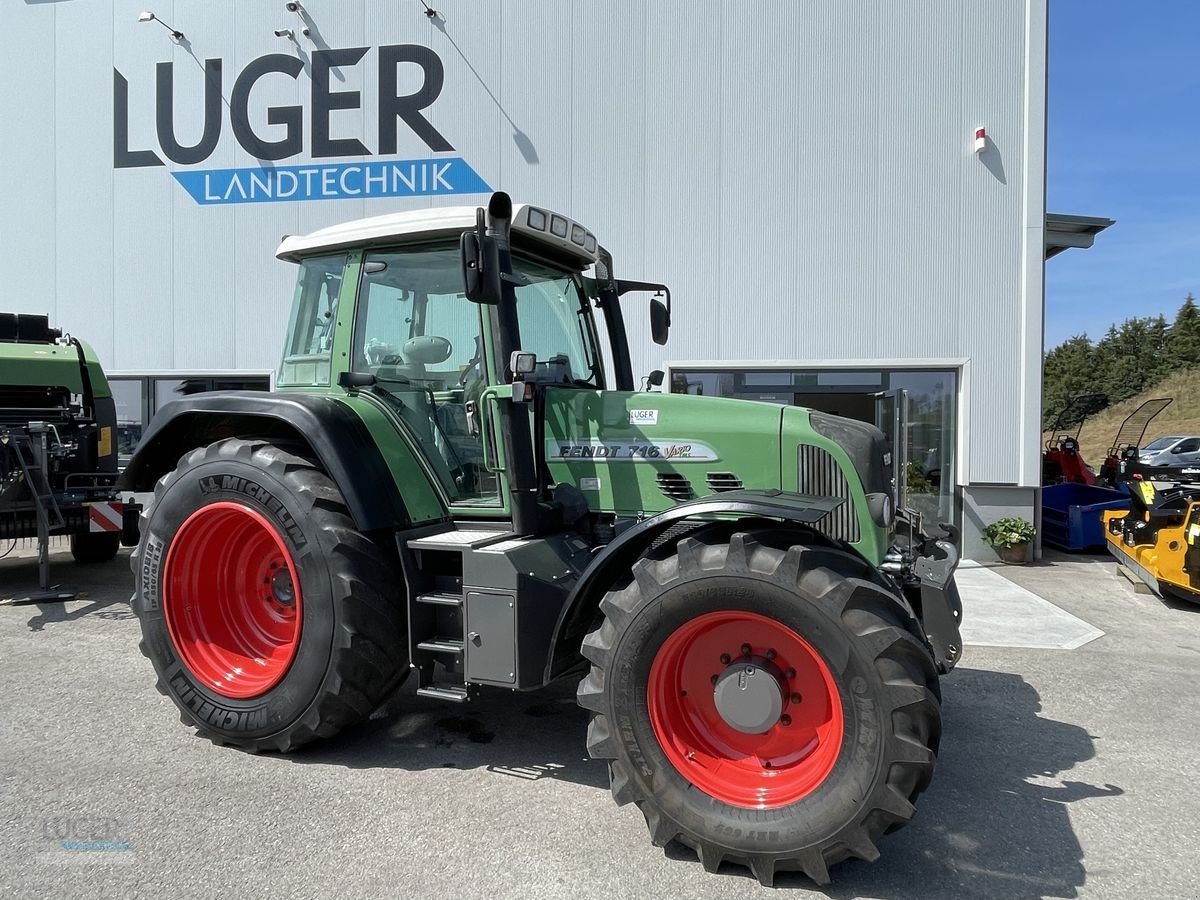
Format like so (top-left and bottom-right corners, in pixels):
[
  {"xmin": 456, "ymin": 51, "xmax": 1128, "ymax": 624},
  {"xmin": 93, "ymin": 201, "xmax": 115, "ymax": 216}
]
[{"xmin": 1045, "ymin": 369, "xmax": 1200, "ymax": 455}]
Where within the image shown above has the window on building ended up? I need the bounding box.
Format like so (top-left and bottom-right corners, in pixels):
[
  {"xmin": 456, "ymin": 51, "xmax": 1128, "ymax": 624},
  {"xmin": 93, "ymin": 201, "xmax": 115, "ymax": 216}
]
[{"xmin": 108, "ymin": 374, "xmax": 271, "ymax": 468}]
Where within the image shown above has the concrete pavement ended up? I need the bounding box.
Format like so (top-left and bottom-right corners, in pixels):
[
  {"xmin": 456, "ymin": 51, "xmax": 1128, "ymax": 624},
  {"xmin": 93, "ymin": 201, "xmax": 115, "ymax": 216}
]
[{"xmin": 1, "ymin": 545, "xmax": 1197, "ymax": 899}]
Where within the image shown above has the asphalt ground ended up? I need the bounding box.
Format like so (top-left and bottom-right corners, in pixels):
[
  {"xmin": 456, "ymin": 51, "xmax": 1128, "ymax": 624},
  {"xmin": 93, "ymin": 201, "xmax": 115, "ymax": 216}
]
[{"xmin": 1, "ymin": 542, "xmax": 1197, "ymax": 899}]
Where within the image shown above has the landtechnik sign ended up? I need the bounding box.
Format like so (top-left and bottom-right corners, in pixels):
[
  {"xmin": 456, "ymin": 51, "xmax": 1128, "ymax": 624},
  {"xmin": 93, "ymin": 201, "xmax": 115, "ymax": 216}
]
[{"xmin": 113, "ymin": 44, "xmax": 490, "ymax": 204}]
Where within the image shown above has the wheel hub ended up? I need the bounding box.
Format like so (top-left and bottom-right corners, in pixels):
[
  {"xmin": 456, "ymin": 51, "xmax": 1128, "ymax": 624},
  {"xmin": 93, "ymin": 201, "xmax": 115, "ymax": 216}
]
[
  {"xmin": 712, "ymin": 657, "xmax": 785, "ymax": 734},
  {"xmin": 647, "ymin": 609, "xmax": 844, "ymax": 809},
  {"xmin": 270, "ymin": 567, "xmax": 296, "ymax": 606}
]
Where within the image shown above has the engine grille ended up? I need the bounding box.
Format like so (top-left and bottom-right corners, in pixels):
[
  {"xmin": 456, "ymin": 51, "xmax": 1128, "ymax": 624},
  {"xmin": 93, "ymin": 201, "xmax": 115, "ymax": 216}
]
[
  {"xmin": 655, "ymin": 472, "xmax": 693, "ymax": 501},
  {"xmin": 797, "ymin": 444, "xmax": 860, "ymax": 543},
  {"xmin": 705, "ymin": 472, "xmax": 744, "ymax": 492}
]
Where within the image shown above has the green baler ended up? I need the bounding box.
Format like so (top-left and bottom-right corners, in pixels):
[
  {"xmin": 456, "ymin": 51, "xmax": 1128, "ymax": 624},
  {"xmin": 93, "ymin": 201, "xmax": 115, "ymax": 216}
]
[{"xmin": 0, "ymin": 314, "xmax": 135, "ymax": 565}]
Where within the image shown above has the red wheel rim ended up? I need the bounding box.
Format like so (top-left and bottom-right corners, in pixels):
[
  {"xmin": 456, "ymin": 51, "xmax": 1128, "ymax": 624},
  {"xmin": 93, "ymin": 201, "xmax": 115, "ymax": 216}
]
[
  {"xmin": 647, "ymin": 610, "xmax": 844, "ymax": 809},
  {"xmin": 162, "ymin": 501, "xmax": 303, "ymax": 699}
]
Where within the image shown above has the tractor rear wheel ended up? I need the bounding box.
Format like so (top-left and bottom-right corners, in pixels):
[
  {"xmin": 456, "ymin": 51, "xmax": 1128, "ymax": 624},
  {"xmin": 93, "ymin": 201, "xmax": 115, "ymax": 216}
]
[
  {"xmin": 578, "ymin": 529, "xmax": 940, "ymax": 886},
  {"xmin": 131, "ymin": 438, "xmax": 408, "ymax": 752}
]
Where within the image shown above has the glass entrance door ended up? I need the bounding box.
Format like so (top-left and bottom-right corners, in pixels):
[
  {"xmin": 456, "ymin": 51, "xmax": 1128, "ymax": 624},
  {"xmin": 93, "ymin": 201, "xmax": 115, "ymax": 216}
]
[{"xmin": 874, "ymin": 389, "xmax": 908, "ymax": 512}]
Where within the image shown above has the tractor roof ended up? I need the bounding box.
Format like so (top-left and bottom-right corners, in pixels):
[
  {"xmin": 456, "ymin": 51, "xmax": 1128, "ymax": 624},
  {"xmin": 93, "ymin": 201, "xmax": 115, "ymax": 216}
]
[{"xmin": 276, "ymin": 203, "xmax": 600, "ymax": 266}]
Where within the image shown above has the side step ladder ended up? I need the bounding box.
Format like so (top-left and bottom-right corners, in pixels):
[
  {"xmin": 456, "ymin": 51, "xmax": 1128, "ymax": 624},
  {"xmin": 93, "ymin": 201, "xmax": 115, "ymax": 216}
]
[
  {"xmin": 414, "ymin": 587, "xmax": 470, "ymax": 702},
  {"xmin": 2, "ymin": 423, "xmax": 77, "ymax": 605},
  {"xmin": 404, "ymin": 528, "xmax": 513, "ymax": 703}
]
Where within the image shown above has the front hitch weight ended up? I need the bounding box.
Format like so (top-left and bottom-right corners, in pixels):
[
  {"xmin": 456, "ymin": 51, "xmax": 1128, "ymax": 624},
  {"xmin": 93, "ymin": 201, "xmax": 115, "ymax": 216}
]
[{"xmin": 913, "ymin": 522, "xmax": 964, "ymax": 673}]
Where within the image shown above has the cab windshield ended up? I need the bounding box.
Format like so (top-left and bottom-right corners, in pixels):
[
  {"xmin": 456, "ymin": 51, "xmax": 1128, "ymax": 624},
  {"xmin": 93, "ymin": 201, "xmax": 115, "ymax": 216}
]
[{"xmin": 351, "ymin": 244, "xmax": 601, "ymax": 389}]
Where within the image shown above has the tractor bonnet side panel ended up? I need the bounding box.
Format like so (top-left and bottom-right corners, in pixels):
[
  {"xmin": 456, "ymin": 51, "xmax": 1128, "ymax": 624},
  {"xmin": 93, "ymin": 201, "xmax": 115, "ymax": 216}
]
[{"xmin": 543, "ymin": 388, "xmax": 784, "ymax": 516}]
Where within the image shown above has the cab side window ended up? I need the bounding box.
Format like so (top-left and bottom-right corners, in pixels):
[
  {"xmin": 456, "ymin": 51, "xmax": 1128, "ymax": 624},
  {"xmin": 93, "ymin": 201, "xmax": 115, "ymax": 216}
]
[{"xmin": 278, "ymin": 253, "xmax": 347, "ymax": 387}]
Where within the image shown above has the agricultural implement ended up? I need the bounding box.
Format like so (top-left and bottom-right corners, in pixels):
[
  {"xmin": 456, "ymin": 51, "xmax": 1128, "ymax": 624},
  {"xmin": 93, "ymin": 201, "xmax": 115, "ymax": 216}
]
[
  {"xmin": 1042, "ymin": 393, "xmax": 1108, "ymax": 486},
  {"xmin": 1097, "ymin": 398, "xmax": 1173, "ymax": 486},
  {"xmin": 120, "ymin": 193, "xmax": 963, "ymax": 884},
  {"xmin": 1042, "ymin": 397, "xmax": 1173, "ymax": 551},
  {"xmin": 0, "ymin": 313, "xmax": 139, "ymax": 602},
  {"xmin": 1104, "ymin": 456, "xmax": 1200, "ymax": 604}
]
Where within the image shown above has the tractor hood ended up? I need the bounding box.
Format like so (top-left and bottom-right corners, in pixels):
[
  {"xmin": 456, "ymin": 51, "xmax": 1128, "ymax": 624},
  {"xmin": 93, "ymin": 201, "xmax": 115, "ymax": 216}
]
[
  {"xmin": 544, "ymin": 389, "xmax": 785, "ymax": 514},
  {"xmin": 543, "ymin": 388, "xmax": 888, "ymax": 563}
]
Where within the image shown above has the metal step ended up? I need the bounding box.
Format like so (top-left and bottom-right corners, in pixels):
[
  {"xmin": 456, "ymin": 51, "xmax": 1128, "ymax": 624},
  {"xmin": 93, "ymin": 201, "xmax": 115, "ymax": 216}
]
[
  {"xmin": 415, "ymin": 684, "xmax": 470, "ymax": 703},
  {"xmin": 416, "ymin": 638, "xmax": 464, "ymax": 655},
  {"xmin": 407, "ymin": 529, "xmax": 514, "ymax": 551},
  {"xmin": 415, "ymin": 591, "xmax": 463, "ymax": 607}
]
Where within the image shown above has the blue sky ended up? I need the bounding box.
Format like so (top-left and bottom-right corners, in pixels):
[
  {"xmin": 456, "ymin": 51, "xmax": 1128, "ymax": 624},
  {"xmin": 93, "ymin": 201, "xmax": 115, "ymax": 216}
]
[{"xmin": 1045, "ymin": 0, "xmax": 1200, "ymax": 347}]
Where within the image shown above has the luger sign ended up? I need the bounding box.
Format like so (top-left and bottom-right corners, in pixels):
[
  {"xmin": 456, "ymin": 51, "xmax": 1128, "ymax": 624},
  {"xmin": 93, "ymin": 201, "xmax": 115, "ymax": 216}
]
[{"xmin": 113, "ymin": 44, "xmax": 490, "ymax": 205}]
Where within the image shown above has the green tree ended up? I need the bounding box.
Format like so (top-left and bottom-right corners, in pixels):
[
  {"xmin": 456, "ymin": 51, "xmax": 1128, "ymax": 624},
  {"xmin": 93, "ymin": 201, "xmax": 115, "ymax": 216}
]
[
  {"xmin": 1043, "ymin": 292, "xmax": 1199, "ymax": 429},
  {"xmin": 1092, "ymin": 316, "xmax": 1168, "ymax": 405},
  {"xmin": 1042, "ymin": 334, "xmax": 1096, "ymax": 429},
  {"xmin": 1167, "ymin": 293, "xmax": 1200, "ymax": 370}
]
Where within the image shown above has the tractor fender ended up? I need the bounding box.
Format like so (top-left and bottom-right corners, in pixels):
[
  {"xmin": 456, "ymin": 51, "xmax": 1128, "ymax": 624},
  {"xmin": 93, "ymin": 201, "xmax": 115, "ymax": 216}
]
[
  {"xmin": 117, "ymin": 391, "xmax": 412, "ymax": 531},
  {"xmin": 545, "ymin": 490, "xmax": 845, "ymax": 682}
]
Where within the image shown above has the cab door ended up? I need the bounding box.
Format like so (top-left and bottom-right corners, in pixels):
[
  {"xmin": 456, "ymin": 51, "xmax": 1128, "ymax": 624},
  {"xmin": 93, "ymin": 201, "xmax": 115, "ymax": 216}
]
[{"xmin": 354, "ymin": 247, "xmax": 505, "ymax": 511}]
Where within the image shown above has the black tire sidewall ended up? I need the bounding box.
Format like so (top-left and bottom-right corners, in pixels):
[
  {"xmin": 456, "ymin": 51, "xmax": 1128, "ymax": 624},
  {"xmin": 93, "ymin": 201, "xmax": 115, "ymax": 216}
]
[
  {"xmin": 611, "ymin": 572, "xmax": 888, "ymax": 852},
  {"xmin": 135, "ymin": 452, "xmax": 336, "ymax": 741}
]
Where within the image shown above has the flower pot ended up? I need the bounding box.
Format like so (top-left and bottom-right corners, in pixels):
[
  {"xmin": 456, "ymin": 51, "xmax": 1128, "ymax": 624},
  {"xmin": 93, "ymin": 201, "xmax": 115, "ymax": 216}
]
[{"xmin": 996, "ymin": 543, "xmax": 1030, "ymax": 565}]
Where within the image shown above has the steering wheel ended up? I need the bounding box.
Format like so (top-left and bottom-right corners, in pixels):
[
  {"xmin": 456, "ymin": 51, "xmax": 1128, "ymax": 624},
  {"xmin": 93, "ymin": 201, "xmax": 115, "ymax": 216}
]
[{"xmin": 363, "ymin": 337, "xmax": 401, "ymax": 367}]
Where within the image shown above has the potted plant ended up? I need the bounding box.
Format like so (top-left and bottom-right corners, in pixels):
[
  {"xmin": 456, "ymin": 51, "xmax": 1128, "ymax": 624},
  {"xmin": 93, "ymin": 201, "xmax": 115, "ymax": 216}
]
[{"xmin": 982, "ymin": 517, "xmax": 1036, "ymax": 564}]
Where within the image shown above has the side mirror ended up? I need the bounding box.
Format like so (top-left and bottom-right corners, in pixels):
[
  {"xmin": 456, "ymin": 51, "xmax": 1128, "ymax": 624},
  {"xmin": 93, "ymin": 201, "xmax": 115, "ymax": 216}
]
[
  {"xmin": 460, "ymin": 205, "xmax": 505, "ymax": 304},
  {"xmin": 650, "ymin": 297, "xmax": 670, "ymax": 345},
  {"xmin": 646, "ymin": 369, "xmax": 664, "ymax": 389}
]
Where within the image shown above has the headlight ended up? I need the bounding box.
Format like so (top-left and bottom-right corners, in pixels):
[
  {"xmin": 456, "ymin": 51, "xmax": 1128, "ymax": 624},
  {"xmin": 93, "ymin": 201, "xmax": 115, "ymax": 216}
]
[{"xmin": 866, "ymin": 492, "xmax": 894, "ymax": 529}]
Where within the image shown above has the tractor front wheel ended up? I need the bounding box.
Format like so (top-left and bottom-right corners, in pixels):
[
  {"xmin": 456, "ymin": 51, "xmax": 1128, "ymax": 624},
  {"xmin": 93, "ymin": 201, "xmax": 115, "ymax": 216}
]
[
  {"xmin": 578, "ymin": 530, "xmax": 941, "ymax": 886},
  {"xmin": 131, "ymin": 439, "xmax": 408, "ymax": 752}
]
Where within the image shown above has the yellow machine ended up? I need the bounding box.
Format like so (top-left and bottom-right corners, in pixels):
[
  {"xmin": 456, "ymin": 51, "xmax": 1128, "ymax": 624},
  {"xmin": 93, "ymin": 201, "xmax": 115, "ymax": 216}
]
[{"xmin": 1104, "ymin": 477, "xmax": 1200, "ymax": 604}]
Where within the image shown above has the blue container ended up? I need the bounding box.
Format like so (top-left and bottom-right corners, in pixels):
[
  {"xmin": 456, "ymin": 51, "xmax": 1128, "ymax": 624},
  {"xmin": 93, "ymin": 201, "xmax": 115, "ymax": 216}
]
[{"xmin": 1040, "ymin": 483, "xmax": 1131, "ymax": 551}]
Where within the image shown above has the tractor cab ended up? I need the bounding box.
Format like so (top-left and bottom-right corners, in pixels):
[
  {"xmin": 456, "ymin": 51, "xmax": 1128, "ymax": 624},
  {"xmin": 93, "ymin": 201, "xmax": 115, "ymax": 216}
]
[{"xmin": 274, "ymin": 196, "xmax": 672, "ymax": 532}]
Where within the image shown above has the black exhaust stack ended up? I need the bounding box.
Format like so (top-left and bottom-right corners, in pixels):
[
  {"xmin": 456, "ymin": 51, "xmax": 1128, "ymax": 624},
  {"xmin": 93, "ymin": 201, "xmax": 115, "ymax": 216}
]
[{"xmin": 481, "ymin": 193, "xmax": 540, "ymax": 536}]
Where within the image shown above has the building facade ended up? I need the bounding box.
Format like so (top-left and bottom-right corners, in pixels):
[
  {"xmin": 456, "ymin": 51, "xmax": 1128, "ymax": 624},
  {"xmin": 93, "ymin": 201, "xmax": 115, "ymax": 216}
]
[{"xmin": 3, "ymin": 0, "xmax": 1050, "ymax": 557}]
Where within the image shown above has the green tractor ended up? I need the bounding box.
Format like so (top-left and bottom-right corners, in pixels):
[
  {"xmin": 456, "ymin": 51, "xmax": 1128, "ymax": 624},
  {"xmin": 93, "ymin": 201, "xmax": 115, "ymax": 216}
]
[{"xmin": 122, "ymin": 193, "xmax": 962, "ymax": 885}]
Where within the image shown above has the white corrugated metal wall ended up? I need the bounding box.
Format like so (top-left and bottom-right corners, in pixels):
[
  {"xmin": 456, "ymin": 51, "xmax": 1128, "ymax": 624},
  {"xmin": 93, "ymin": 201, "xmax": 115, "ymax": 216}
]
[{"xmin": 1, "ymin": 0, "xmax": 1045, "ymax": 498}]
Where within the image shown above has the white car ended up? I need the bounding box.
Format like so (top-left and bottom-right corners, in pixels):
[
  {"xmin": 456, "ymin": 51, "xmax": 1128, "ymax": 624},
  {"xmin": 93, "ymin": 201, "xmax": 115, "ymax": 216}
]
[{"xmin": 1139, "ymin": 435, "xmax": 1200, "ymax": 467}]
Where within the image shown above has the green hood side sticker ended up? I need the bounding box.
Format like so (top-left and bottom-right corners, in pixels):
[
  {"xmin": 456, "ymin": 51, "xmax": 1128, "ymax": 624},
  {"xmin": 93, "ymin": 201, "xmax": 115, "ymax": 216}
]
[{"xmin": 547, "ymin": 439, "xmax": 719, "ymax": 463}]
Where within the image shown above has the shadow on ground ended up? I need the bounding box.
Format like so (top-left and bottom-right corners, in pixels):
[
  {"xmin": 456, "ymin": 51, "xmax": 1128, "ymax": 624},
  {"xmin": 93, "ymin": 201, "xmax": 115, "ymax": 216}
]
[
  {"xmin": 0, "ymin": 552, "xmax": 134, "ymax": 631},
  {"xmin": 294, "ymin": 667, "xmax": 1119, "ymax": 898},
  {"xmin": 296, "ymin": 679, "xmax": 611, "ymax": 790}
]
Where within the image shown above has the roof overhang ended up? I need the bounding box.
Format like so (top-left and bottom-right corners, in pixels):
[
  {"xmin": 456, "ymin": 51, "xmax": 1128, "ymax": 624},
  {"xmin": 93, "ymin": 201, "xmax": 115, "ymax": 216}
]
[{"xmin": 1045, "ymin": 213, "xmax": 1115, "ymax": 259}]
